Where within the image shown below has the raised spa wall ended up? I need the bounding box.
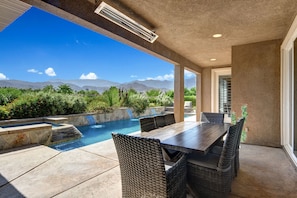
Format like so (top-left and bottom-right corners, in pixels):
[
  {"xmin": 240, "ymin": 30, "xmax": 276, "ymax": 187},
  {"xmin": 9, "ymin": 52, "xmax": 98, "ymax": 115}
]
[{"xmin": 0, "ymin": 107, "xmax": 165, "ymax": 151}]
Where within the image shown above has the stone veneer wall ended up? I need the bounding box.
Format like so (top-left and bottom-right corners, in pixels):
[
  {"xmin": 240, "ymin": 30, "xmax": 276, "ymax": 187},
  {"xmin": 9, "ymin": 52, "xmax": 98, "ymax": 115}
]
[
  {"xmin": 0, "ymin": 123, "xmax": 52, "ymax": 150},
  {"xmin": 61, "ymin": 107, "xmax": 165, "ymax": 126},
  {"xmin": 232, "ymin": 39, "xmax": 281, "ymax": 147}
]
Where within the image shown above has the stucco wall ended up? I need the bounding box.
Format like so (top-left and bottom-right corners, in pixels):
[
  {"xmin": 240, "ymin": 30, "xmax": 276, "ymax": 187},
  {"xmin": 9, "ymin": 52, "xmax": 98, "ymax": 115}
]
[{"xmin": 232, "ymin": 39, "xmax": 281, "ymax": 147}]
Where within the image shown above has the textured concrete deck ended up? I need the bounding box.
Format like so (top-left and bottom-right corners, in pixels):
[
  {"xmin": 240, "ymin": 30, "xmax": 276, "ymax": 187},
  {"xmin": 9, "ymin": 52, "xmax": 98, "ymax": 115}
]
[{"xmin": 0, "ymin": 132, "xmax": 297, "ymax": 197}]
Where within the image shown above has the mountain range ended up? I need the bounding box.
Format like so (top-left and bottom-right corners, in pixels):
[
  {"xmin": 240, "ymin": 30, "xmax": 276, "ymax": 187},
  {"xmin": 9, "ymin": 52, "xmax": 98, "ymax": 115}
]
[{"xmin": 0, "ymin": 78, "xmax": 196, "ymax": 93}]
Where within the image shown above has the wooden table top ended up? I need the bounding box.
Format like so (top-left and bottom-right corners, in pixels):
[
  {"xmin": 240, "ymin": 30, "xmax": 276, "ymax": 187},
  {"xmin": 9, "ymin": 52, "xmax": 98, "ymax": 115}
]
[{"xmin": 136, "ymin": 121, "xmax": 230, "ymax": 154}]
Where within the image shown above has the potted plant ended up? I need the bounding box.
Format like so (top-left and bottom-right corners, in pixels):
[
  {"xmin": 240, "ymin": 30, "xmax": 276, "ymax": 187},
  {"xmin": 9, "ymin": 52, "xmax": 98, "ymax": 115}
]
[{"xmin": 231, "ymin": 104, "xmax": 248, "ymax": 142}]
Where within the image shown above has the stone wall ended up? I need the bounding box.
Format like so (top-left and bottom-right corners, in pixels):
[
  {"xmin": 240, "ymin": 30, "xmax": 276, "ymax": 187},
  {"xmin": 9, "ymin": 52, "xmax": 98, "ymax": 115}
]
[
  {"xmin": 0, "ymin": 124, "xmax": 52, "ymax": 150},
  {"xmin": 59, "ymin": 107, "xmax": 165, "ymax": 126}
]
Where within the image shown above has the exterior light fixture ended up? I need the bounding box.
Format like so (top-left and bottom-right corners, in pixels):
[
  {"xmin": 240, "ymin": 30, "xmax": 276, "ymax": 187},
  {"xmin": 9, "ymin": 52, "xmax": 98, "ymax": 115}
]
[
  {"xmin": 210, "ymin": 58, "xmax": 217, "ymax": 61},
  {"xmin": 95, "ymin": 2, "xmax": 158, "ymax": 43}
]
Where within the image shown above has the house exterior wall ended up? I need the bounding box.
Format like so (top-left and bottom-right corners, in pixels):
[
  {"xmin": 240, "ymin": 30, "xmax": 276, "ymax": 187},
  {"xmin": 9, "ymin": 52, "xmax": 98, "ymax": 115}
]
[{"xmin": 232, "ymin": 39, "xmax": 282, "ymax": 147}]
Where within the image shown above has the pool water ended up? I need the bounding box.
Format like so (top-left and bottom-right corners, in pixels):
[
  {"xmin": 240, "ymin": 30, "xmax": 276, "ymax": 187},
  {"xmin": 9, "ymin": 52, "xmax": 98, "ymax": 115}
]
[{"xmin": 51, "ymin": 119, "xmax": 140, "ymax": 151}]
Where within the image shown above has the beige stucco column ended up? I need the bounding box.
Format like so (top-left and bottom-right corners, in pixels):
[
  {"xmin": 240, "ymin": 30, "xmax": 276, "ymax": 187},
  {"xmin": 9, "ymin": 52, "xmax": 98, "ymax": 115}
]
[
  {"xmin": 174, "ymin": 65, "xmax": 184, "ymax": 122},
  {"xmin": 196, "ymin": 73, "xmax": 202, "ymax": 121}
]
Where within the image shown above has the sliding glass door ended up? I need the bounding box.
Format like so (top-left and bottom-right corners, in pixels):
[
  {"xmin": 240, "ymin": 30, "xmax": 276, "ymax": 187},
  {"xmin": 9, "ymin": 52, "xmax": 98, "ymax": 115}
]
[
  {"xmin": 289, "ymin": 39, "xmax": 297, "ymax": 156},
  {"xmin": 281, "ymin": 20, "xmax": 297, "ymax": 167}
]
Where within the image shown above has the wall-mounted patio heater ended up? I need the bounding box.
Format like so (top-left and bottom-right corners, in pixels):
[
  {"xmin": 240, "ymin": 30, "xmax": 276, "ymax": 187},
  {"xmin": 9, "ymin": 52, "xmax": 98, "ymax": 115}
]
[{"xmin": 94, "ymin": 2, "xmax": 158, "ymax": 43}]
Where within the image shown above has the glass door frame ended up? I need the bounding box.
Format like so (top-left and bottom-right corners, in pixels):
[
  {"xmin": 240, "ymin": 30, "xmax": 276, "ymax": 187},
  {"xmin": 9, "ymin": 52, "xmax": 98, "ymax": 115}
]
[{"xmin": 281, "ymin": 15, "xmax": 297, "ymax": 167}]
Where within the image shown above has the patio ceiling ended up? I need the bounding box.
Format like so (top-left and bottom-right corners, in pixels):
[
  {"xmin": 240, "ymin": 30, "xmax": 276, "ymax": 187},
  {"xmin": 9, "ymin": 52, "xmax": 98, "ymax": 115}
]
[
  {"xmin": 13, "ymin": 0, "xmax": 297, "ymax": 71},
  {"xmin": 0, "ymin": 0, "xmax": 31, "ymax": 32}
]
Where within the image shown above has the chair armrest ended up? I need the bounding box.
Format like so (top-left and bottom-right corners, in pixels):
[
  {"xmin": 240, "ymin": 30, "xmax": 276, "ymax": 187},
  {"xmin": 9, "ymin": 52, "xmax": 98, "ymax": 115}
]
[
  {"xmin": 165, "ymin": 153, "xmax": 187, "ymax": 178},
  {"xmin": 165, "ymin": 153, "xmax": 187, "ymax": 197}
]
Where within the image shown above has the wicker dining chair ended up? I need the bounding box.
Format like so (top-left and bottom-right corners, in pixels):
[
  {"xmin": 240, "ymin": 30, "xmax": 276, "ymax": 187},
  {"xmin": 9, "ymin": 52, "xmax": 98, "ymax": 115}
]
[
  {"xmin": 112, "ymin": 133, "xmax": 187, "ymax": 198},
  {"xmin": 187, "ymin": 123, "xmax": 239, "ymax": 198},
  {"xmin": 210, "ymin": 117, "xmax": 245, "ymax": 177},
  {"xmin": 164, "ymin": 113, "xmax": 176, "ymax": 125},
  {"xmin": 154, "ymin": 114, "xmax": 166, "ymax": 128},
  {"xmin": 139, "ymin": 117, "xmax": 156, "ymax": 132},
  {"xmin": 234, "ymin": 117, "xmax": 245, "ymax": 176},
  {"xmin": 200, "ymin": 112, "xmax": 225, "ymax": 123}
]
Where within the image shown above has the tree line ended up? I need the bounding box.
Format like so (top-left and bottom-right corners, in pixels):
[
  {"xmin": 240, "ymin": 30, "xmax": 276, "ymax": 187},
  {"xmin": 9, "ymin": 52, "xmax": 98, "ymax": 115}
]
[{"xmin": 0, "ymin": 85, "xmax": 196, "ymax": 120}]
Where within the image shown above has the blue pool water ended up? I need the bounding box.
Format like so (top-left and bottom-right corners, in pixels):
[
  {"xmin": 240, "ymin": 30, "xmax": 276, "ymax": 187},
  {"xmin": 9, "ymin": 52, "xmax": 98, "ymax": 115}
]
[{"xmin": 51, "ymin": 119, "xmax": 140, "ymax": 151}]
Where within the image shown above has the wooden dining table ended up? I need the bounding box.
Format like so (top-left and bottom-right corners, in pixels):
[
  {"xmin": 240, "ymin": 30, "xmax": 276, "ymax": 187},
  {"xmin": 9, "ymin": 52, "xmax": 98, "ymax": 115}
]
[{"xmin": 135, "ymin": 121, "xmax": 230, "ymax": 155}]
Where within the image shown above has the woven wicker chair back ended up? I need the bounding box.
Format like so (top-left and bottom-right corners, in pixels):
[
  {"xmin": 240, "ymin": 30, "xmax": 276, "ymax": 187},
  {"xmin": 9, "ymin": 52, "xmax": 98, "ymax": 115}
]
[
  {"xmin": 112, "ymin": 133, "xmax": 167, "ymax": 197},
  {"xmin": 154, "ymin": 115, "xmax": 166, "ymax": 128},
  {"xmin": 139, "ymin": 117, "xmax": 156, "ymax": 132},
  {"xmin": 200, "ymin": 112, "xmax": 224, "ymax": 123},
  {"xmin": 164, "ymin": 113, "xmax": 175, "ymax": 125},
  {"xmin": 218, "ymin": 123, "xmax": 239, "ymax": 170},
  {"xmin": 235, "ymin": 117, "xmax": 245, "ymax": 149}
]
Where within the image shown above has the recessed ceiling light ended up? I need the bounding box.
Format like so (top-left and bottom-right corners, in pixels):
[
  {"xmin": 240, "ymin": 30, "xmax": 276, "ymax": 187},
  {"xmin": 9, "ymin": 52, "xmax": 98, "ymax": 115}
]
[
  {"xmin": 212, "ymin": 34, "xmax": 222, "ymax": 38},
  {"xmin": 210, "ymin": 58, "xmax": 217, "ymax": 61}
]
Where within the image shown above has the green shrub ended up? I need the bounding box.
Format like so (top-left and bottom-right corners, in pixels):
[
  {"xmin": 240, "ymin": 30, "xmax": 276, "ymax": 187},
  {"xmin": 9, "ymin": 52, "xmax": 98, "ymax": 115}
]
[
  {"xmin": 231, "ymin": 104, "xmax": 248, "ymax": 142},
  {"xmin": 0, "ymin": 106, "xmax": 10, "ymax": 120},
  {"xmin": 120, "ymin": 89, "xmax": 138, "ymax": 107},
  {"xmin": 8, "ymin": 92, "xmax": 86, "ymax": 119},
  {"xmin": 146, "ymin": 89, "xmax": 161, "ymax": 105},
  {"xmin": 184, "ymin": 95, "xmax": 196, "ymax": 106},
  {"xmin": 0, "ymin": 88, "xmax": 23, "ymax": 105},
  {"xmin": 165, "ymin": 90, "xmax": 174, "ymax": 98},
  {"xmin": 128, "ymin": 93, "xmax": 149, "ymax": 116},
  {"xmin": 87, "ymin": 100, "xmax": 113, "ymax": 113},
  {"xmin": 156, "ymin": 93, "xmax": 173, "ymax": 106},
  {"xmin": 102, "ymin": 86, "xmax": 120, "ymax": 107}
]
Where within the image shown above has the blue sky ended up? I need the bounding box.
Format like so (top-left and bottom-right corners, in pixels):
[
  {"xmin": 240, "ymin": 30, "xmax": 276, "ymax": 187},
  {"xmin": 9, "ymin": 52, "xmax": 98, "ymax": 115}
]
[{"xmin": 0, "ymin": 7, "xmax": 194, "ymax": 83}]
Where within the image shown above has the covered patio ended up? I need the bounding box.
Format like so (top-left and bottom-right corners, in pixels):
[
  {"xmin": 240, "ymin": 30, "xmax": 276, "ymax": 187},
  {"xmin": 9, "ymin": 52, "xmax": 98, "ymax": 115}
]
[
  {"xmin": 1, "ymin": 0, "xmax": 297, "ymax": 197},
  {"xmin": 9, "ymin": 0, "xmax": 297, "ymax": 169}
]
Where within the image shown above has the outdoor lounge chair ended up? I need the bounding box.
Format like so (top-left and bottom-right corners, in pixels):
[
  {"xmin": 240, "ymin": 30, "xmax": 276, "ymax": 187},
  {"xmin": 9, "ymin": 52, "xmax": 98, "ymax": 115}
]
[
  {"xmin": 187, "ymin": 122, "xmax": 239, "ymax": 198},
  {"xmin": 200, "ymin": 112, "xmax": 225, "ymax": 124},
  {"xmin": 112, "ymin": 133, "xmax": 187, "ymax": 198},
  {"xmin": 139, "ymin": 117, "xmax": 156, "ymax": 132}
]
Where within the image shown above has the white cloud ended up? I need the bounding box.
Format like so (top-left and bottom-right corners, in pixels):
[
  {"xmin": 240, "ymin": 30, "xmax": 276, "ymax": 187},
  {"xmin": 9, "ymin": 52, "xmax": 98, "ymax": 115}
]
[
  {"xmin": 28, "ymin": 69, "xmax": 38, "ymax": 73},
  {"xmin": 140, "ymin": 73, "xmax": 174, "ymax": 81},
  {"xmin": 185, "ymin": 70, "xmax": 195, "ymax": 78},
  {"xmin": 45, "ymin": 67, "xmax": 56, "ymax": 77},
  {"xmin": 80, "ymin": 72, "xmax": 98, "ymax": 80},
  {"xmin": 0, "ymin": 73, "xmax": 8, "ymax": 80},
  {"xmin": 130, "ymin": 75, "xmax": 138, "ymax": 78},
  {"xmin": 139, "ymin": 70, "xmax": 195, "ymax": 81},
  {"xmin": 28, "ymin": 69, "xmax": 43, "ymax": 75}
]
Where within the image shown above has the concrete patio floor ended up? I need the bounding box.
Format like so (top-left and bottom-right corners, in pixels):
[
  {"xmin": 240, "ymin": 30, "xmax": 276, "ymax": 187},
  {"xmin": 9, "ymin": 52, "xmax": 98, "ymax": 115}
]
[{"xmin": 0, "ymin": 134, "xmax": 297, "ymax": 197}]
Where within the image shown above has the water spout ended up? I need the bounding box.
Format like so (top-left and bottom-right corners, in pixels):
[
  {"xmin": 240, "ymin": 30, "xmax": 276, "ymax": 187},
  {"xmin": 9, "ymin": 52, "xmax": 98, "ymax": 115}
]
[
  {"xmin": 86, "ymin": 115, "xmax": 96, "ymax": 125},
  {"xmin": 126, "ymin": 109, "xmax": 138, "ymax": 121},
  {"xmin": 151, "ymin": 108, "xmax": 157, "ymax": 116},
  {"xmin": 126, "ymin": 109, "xmax": 134, "ymax": 119}
]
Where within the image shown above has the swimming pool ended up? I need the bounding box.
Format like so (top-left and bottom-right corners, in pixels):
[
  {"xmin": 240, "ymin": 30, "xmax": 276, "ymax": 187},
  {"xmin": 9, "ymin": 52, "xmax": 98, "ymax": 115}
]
[
  {"xmin": 51, "ymin": 114, "xmax": 196, "ymax": 152},
  {"xmin": 50, "ymin": 119, "xmax": 140, "ymax": 151}
]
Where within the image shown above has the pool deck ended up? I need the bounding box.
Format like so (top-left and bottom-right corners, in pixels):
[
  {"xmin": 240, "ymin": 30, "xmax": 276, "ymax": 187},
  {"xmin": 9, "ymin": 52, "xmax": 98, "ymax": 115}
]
[{"xmin": 0, "ymin": 116, "xmax": 296, "ymax": 197}]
